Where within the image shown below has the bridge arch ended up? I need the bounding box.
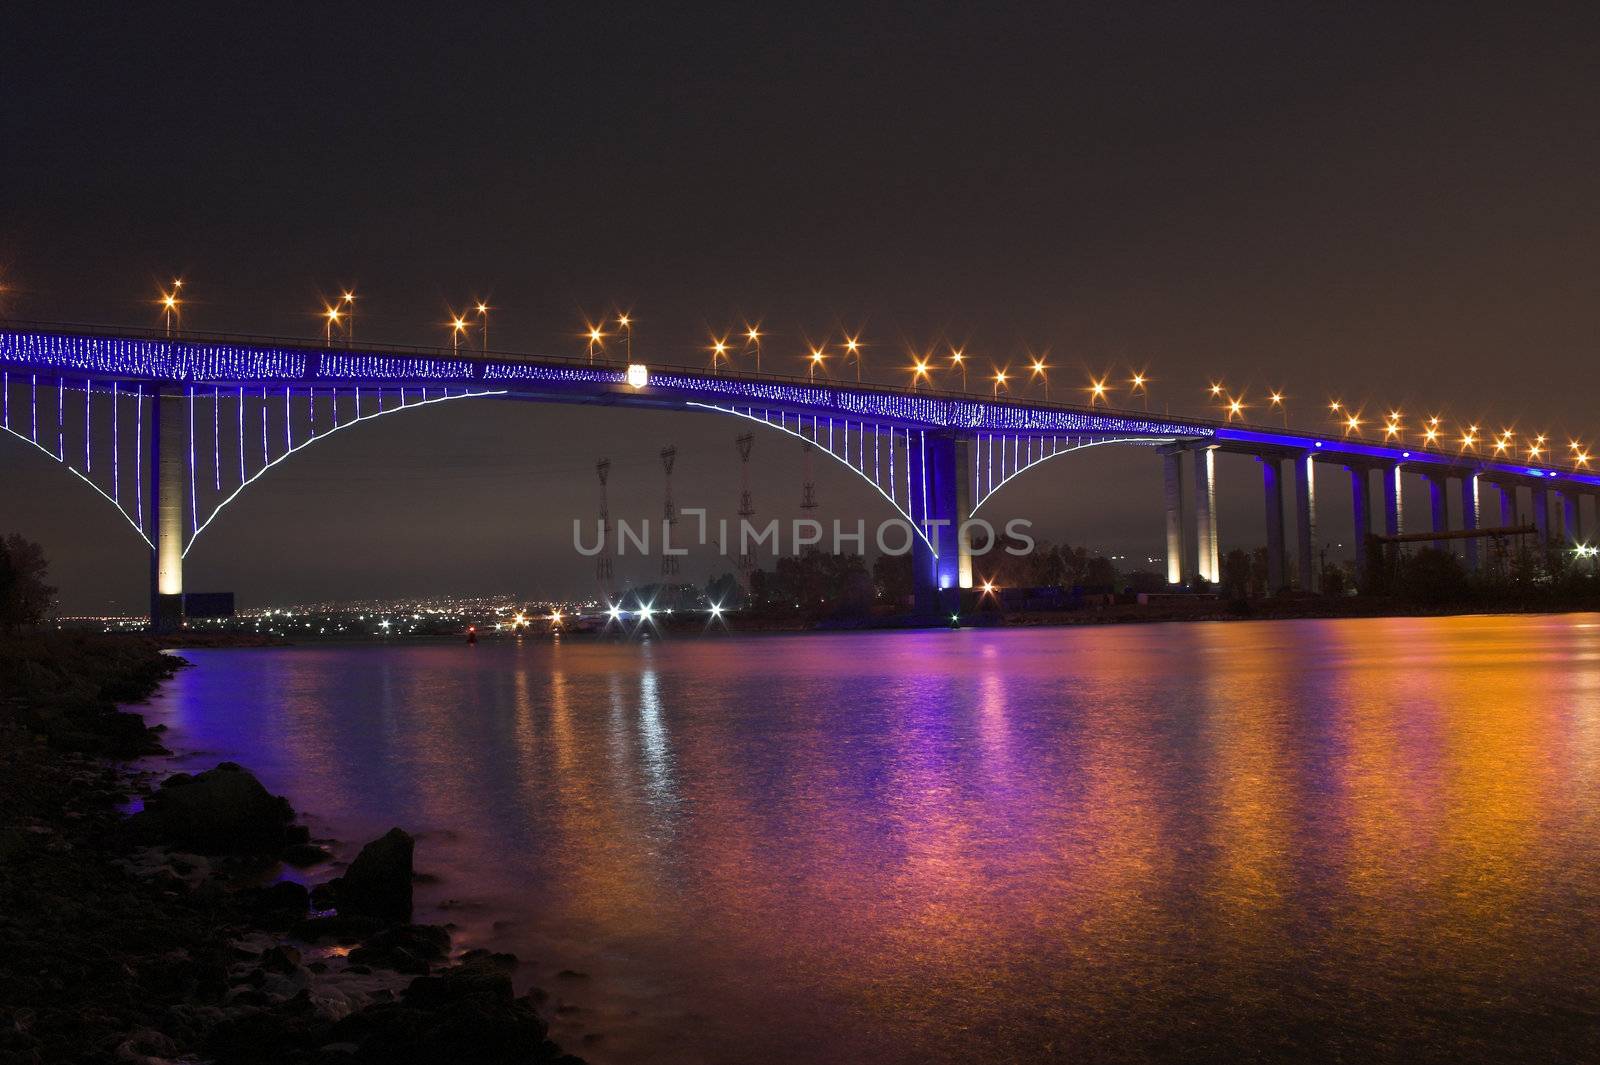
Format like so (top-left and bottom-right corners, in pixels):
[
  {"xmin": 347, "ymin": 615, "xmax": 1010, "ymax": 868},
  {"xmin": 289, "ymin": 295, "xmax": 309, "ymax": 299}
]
[
  {"xmin": 968, "ymin": 432, "xmax": 1178, "ymax": 517},
  {"xmin": 687, "ymin": 401, "xmax": 940, "ymax": 553},
  {"xmin": 183, "ymin": 386, "xmax": 505, "ymax": 556},
  {"xmin": 1, "ymin": 377, "xmax": 153, "ymax": 548}
]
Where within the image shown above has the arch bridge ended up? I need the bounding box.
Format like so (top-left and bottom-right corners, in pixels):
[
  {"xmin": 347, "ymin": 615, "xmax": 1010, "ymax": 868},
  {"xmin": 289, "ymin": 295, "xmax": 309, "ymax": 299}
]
[{"xmin": 1, "ymin": 326, "xmax": 1592, "ymax": 630}]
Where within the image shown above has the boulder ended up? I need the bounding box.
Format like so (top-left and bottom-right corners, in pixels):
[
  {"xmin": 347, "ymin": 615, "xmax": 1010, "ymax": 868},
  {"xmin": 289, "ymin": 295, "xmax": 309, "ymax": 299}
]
[
  {"xmin": 348, "ymin": 924, "xmax": 451, "ymax": 975},
  {"xmin": 338, "ymin": 829, "xmax": 414, "ymax": 925},
  {"xmin": 328, "ymin": 957, "xmax": 579, "ymax": 1064},
  {"xmin": 125, "ymin": 763, "xmax": 295, "ymax": 854}
]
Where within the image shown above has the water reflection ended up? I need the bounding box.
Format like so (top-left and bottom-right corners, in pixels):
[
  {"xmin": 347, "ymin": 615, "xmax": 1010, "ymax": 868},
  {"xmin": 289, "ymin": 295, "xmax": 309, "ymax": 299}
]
[{"xmin": 147, "ymin": 615, "xmax": 1600, "ymax": 1063}]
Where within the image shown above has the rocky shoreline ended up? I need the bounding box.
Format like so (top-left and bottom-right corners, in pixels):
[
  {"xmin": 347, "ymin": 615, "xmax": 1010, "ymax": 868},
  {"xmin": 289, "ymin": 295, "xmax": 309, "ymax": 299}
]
[{"xmin": 0, "ymin": 633, "xmax": 584, "ymax": 1064}]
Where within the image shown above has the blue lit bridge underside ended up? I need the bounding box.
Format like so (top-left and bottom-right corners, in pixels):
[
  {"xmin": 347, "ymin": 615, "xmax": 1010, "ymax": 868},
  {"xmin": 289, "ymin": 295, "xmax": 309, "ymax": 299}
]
[{"xmin": 3, "ymin": 330, "xmax": 1597, "ymax": 630}]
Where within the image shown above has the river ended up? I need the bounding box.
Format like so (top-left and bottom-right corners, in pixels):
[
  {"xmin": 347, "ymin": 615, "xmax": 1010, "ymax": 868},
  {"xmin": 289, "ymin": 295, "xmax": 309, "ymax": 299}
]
[{"xmin": 143, "ymin": 615, "xmax": 1600, "ymax": 1063}]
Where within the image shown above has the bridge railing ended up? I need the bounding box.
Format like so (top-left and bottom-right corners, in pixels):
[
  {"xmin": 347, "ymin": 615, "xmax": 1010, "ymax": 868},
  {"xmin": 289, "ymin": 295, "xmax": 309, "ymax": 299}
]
[
  {"xmin": 0, "ymin": 318, "xmax": 1194, "ymax": 424},
  {"xmin": 9, "ymin": 321, "xmax": 1586, "ymax": 477}
]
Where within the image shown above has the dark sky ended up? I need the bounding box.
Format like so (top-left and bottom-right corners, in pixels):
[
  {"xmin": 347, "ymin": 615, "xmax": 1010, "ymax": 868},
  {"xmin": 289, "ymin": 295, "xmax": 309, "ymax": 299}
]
[{"xmin": 5, "ymin": 3, "xmax": 1600, "ymax": 611}]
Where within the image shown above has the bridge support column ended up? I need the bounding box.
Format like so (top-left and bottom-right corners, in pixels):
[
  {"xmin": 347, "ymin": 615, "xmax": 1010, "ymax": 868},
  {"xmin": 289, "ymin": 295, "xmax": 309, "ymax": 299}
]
[
  {"xmin": 1293, "ymin": 452, "xmax": 1316, "ymax": 592},
  {"xmin": 1258, "ymin": 455, "xmax": 1285, "ymax": 594},
  {"xmin": 955, "ymin": 436, "xmax": 974, "ymax": 590},
  {"xmin": 1560, "ymin": 490, "xmax": 1582, "ymax": 544},
  {"xmin": 1424, "ymin": 472, "xmax": 1447, "ymax": 536},
  {"xmin": 1191, "ymin": 446, "xmax": 1218, "ymax": 584},
  {"xmin": 1531, "ymin": 484, "xmax": 1550, "ymax": 545},
  {"xmin": 1348, "ymin": 466, "xmax": 1372, "ymax": 587},
  {"xmin": 1461, "ymin": 473, "xmax": 1481, "ymax": 571},
  {"xmin": 910, "ymin": 431, "xmax": 962, "ymax": 614},
  {"xmin": 151, "ymin": 388, "xmax": 185, "ymax": 634},
  {"xmin": 1162, "ymin": 449, "xmax": 1186, "ymax": 585},
  {"xmin": 1382, "ymin": 462, "xmax": 1404, "ymax": 537},
  {"xmin": 1499, "ymin": 482, "xmax": 1518, "ymax": 527}
]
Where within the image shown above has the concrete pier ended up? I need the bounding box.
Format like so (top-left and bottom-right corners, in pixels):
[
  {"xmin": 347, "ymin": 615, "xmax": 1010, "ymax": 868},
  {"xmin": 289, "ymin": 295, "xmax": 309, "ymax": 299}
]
[
  {"xmin": 1192, "ymin": 446, "xmax": 1218, "ymax": 584},
  {"xmin": 1293, "ymin": 452, "xmax": 1316, "ymax": 591},
  {"xmin": 1259, "ymin": 455, "xmax": 1285, "ymax": 593}
]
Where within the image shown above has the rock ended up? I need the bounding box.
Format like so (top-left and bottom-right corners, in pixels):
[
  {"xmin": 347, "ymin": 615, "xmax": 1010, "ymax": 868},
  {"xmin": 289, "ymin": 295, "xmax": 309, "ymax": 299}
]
[
  {"xmin": 328, "ymin": 957, "xmax": 576, "ymax": 1064},
  {"xmin": 125, "ymin": 762, "xmax": 296, "ymax": 854},
  {"xmin": 348, "ymin": 924, "xmax": 451, "ymax": 975},
  {"xmin": 403, "ymin": 960, "xmax": 516, "ymax": 1010},
  {"xmin": 458, "ymin": 948, "xmax": 519, "ymax": 972},
  {"xmin": 337, "ymin": 829, "xmax": 414, "ymax": 925},
  {"xmin": 310, "ymin": 877, "xmax": 343, "ymax": 911},
  {"xmin": 247, "ymin": 880, "xmax": 310, "ymax": 928},
  {"xmin": 260, "ymin": 944, "xmax": 304, "ymax": 974},
  {"xmin": 284, "ymin": 843, "xmax": 334, "ymax": 867},
  {"xmin": 295, "ymin": 914, "xmax": 388, "ymax": 944},
  {"xmin": 114, "ymin": 1027, "xmax": 181, "ymax": 1064}
]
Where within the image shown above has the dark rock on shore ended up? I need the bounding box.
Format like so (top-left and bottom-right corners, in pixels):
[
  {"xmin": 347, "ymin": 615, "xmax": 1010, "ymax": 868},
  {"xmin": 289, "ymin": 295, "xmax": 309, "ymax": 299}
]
[
  {"xmin": 324, "ymin": 827, "xmax": 415, "ymax": 924},
  {"xmin": 330, "ymin": 957, "xmax": 585, "ymax": 1065},
  {"xmin": 126, "ymin": 761, "xmax": 298, "ymax": 854},
  {"xmin": 348, "ymin": 923, "xmax": 452, "ymax": 975}
]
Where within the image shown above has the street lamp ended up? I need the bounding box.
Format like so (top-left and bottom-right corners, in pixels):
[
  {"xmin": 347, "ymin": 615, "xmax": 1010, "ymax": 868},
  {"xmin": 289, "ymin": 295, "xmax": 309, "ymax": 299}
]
[
  {"xmin": 158, "ymin": 280, "xmax": 183, "ymax": 336},
  {"xmin": 1030, "ymin": 358, "xmax": 1051, "ymax": 399},
  {"xmin": 950, "ymin": 347, "xmax": 967, "ymax": 390},
  {"xmin": 1344, "ymin": 413, "xmax": 1363, "ymax": 438},
  {"xmin": 586, "ymin": 324, "xmax": 605, "ymax": 364},
  {"xmin": 1129, "ymin": 369, "xmax": 1149, "ymax": 410},
  {"xmin": 476, "ymin": 301, "xmax": 491, "ymax": 352},
  {"xmin": 1269, "ymin": 390, "xmax": 1286, "ymax": 427},
  {"xmin": 845, "ymin": 335, "xmax": 862, "ymax": 382},
  {"xmin": 341, "ymin": 290, "xmax": 356, "ymax": 342},
  {"xmin": 449, "ymin": 314, "xmax": 470, "ymax": 354},
  {"xmin": 910, "ymin": 357, "xmax": 931, "ymax": 391},
  {"xmin": 807, "ymin": 346, "xmax": 827, "ymax": 381},
  {"xmin": 744, "ymin": 324, "xmax": 762, "ymax": 372},
  {"xmin": 618, "ymin": 313, "xmax": 633, "ymax": 362},
  {"xmin": 710, "ymin": 336, "xmax": 730, "ymax": 374},
  {"xmin": 992, "ymin": 365, "xmax": 1009, "ymax": 397},
  {"xmin": 322, "ymin": 305, "xmax": 343, "ymax": 347},
  {"xmin": 1226, "ymin": 395, "xmax": 1245, "ymax": 422}
]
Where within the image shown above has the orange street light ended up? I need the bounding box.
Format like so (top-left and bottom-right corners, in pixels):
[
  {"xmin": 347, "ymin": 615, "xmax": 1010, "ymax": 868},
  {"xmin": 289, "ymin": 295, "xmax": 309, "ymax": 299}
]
[
  {"xmin": 1129, "ymin": 369, "xmax": 1149, "ymax": 411},
  {"xmin": 844, "ymin": 335, "xmax": 862, "ymax": 382},
  {"xmin": 1226, "ymin": 395, "xmax": 1245, "ymax": 422},
  {"xmin": 158, "ymin": 281, "xmax": 183, "ymax": 336},
  {"xmin": 586, "ymin": 323, "xmax": 605, "ymax": 364},
  {"xmin": 950, "ymin": 347, "xmax": 968, "ymax": 390},
  {"xmin": 1269, "ymin": 390, "xmax": 1286, "ymax": 427},
  {"xmin": 709, "ymin": 336, "xmax": 730, "ymax": 374},
  {"xmin": 339, "ymin": 290, "xmax": 357, "ymax": 341},
  {"xmin": 807, "ymin": 346, "xmax": 827, "ymax": 381},
  {"xmin": 910, "ymin": 356, "xmax": 932, "ymax": 391},
  {"xmin": 743, "ymin": 324, "xmax": 761, "ymax": 372},
  {"xmin": 475, "ymin": 301, "xmax": 491, "ymax": 352},
  {"xmin": 617, "ymin": 312, "xmax": 633, "ymax": 361},
  {"xmin": 322, "ymin": 304, "xmax": 343, "ymax": 347},
  {"xmin": 992, "ymin": 365, "xmax": 1010, "ymax": 397},
  {"xmin": 449, "ymin": 314, "xmax": 470, "ymax": 354},
  {"xmin": 1344, "ymin": 413, "xmax": 1363, "ymax": 437}
]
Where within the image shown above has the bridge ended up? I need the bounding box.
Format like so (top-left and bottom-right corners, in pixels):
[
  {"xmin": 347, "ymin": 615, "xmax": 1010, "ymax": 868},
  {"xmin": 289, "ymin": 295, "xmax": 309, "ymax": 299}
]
[{"xmin": 2, "ymin": 325, "xmax": 1593, "ymax": 631}]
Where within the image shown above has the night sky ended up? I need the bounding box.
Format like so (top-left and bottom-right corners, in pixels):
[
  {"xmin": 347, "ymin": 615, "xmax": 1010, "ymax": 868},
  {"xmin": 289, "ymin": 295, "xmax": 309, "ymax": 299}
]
[{"xmin": 5, "ymin": 3, "xmax": 1600, "ymax": 612}]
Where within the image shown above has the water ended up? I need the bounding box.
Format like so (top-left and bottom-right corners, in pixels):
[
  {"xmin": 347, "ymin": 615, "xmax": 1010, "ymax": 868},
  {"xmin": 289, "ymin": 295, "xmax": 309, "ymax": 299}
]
[{"xmin": 143, "ymin": 616, "xmax": 1600, "ymax": 1064}]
